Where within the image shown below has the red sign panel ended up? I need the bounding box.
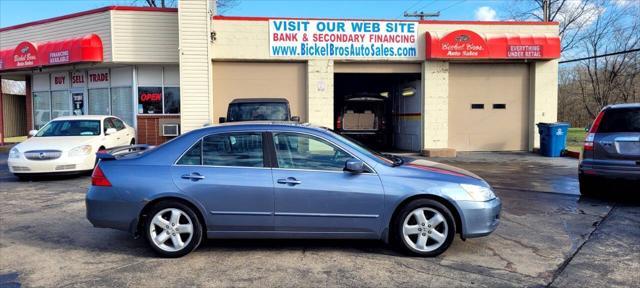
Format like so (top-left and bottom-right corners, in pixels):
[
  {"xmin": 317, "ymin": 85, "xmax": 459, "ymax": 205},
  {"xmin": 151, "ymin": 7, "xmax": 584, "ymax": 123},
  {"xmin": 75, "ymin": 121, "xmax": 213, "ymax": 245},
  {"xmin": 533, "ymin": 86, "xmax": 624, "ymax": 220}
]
[
  {"xmin": 0, "ymin": 34, "xmax": 103, "ymax": 71},
  {"xmin": 426, "ymin": 30, "xmax": 560, "ymax": 60},
  {"xmin": 13, "ymin": 41, "xmax": 38, "ymax": 68},
  {"xmin": 431, "ymin": 30, "xmax": 488, "ymax": 59}
]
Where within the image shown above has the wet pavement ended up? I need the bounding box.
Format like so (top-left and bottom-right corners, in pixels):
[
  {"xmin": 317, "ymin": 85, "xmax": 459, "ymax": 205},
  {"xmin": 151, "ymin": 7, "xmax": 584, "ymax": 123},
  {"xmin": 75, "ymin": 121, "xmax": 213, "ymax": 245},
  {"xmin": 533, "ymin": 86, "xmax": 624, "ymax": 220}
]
[{"xmin": 0, "ymin": 151, "xmax": 638, "ymax": 287}]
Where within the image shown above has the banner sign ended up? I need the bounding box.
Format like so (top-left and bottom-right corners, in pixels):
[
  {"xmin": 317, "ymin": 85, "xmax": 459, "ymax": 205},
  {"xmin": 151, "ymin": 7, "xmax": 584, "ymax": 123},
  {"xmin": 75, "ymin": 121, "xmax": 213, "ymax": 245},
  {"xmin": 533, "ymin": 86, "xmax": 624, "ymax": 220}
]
[
  {"xmin": 88, "ymin": 69, "xmax": 110, "ymax": 88},
  {"xmin": 507, "ymin": 45, "xmax": 543, "ymax": 58},
  {"xmin": 269, "ymin": 19, "xmax": 419, "ymax": 58},
  {"xmin": 426, "ymin": 30, "xmax": 560, "ymax": 60}
]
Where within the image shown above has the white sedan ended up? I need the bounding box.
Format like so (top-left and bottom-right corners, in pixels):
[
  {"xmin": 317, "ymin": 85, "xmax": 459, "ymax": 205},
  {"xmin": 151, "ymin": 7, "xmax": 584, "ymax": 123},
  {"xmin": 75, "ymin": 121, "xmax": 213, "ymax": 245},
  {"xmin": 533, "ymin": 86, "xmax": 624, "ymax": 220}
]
[{"xmin": 8, "ymin": 115, "xmax": 135, "ymax": 179}]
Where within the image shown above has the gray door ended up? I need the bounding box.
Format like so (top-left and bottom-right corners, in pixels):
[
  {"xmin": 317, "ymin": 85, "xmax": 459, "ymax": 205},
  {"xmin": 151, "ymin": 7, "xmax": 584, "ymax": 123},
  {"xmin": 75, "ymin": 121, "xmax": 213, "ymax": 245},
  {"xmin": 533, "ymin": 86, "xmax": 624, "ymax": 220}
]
[
  {"xmin": 172, "ymin": 132, "xmax": 274, "ymax": 232},
  {"xmin": 270, "ymin": 132, "xmax": 384, "ymax": 236}
]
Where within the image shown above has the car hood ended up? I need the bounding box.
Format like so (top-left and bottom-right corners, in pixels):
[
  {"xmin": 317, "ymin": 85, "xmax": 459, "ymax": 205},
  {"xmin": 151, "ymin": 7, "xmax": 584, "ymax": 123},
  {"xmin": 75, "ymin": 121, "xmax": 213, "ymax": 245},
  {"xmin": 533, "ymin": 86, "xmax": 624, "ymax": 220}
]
[
  {"xmin": 403, "ymin": 159, "xmax": 482, "ymax": 180},
  {"xmin": 15, "ymin": 136, "xmax": 100, "ymax": 152}
]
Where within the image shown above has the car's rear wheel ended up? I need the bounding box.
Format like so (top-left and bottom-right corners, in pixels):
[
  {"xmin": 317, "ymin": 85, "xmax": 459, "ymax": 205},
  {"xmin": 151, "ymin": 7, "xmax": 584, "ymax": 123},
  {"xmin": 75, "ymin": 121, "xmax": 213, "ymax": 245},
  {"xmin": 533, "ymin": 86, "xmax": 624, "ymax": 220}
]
[
  {"xmin": 394, "ymin": 199, "xmax": 455, "ymax": 257},
  {"xmin": 144, "ymin": 201, "xmax": 203, "ymax": 258},
  {"xmin": 579, "ymin": 174, "xmax": 600, "ymax": 196}
]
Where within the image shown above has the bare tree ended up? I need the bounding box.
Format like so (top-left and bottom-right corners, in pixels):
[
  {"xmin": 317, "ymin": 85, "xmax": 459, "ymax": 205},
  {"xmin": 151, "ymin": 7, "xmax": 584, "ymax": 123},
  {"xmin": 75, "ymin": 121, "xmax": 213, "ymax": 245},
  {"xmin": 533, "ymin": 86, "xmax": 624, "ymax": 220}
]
[
  {"xmin": 135, "ymin": 0, "xmax": 239, "ymax": 13},
  {"xmin": 576, "ymin": 3, "xmax": 640, "ymax": 117},
  {"xmin": 507, "ymin": 0, "xmax": 604, "ymax": 53}
]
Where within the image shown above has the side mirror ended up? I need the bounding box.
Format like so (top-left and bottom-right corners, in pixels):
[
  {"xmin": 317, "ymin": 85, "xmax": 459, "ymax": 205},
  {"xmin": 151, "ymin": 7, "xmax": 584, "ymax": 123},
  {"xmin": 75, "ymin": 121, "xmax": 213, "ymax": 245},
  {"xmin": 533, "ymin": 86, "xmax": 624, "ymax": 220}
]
[
  {"xmin": 219, "ymin": 117, "xmax": 226, "ymax": 123},
  {"xmin": 344, "ymin": 158, "xmax": 364, "ymax": 173},
  {"xmin": 290, "ymin": 116, "xmax": 301, "ymax": 122},
  {"xmin": 105, "ymin": 128, "xmax": 117, "ymax": 135},
  {"xmin": 28, "ymin": 130, "xmax": 38, "ymax": 137}
]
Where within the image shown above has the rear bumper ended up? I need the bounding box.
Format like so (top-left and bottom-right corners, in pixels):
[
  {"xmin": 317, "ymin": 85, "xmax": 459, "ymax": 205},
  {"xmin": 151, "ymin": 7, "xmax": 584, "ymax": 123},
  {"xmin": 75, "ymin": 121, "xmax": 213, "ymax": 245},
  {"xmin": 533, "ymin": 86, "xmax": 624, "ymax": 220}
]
[
  {"xmin": 85, "ymin": 187, "xmax": 141, "ymax": 233},
  {"xmin": 579, "ymin": 162, "xmax": 640, "ymax": 181},
  {"xmin": 458, "ymin": 197, "xmax": 501, "ymax": 239}
]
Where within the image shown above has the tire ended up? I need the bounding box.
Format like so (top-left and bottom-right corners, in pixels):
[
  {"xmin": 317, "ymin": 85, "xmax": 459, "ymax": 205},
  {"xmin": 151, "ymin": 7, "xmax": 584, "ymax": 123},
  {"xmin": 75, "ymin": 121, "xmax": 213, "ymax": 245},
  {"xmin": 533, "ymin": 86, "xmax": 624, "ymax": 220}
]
[
  {"xmin": 393, "ymin": 199, "xmax": 456, "ymax": 257},
  {"xmin": 579, "ymin": 174, "xmax": 600, "ymax": 196},
  {"xmin": 144, "ymin": 201, "xmax": 203, "ymax": 258}
]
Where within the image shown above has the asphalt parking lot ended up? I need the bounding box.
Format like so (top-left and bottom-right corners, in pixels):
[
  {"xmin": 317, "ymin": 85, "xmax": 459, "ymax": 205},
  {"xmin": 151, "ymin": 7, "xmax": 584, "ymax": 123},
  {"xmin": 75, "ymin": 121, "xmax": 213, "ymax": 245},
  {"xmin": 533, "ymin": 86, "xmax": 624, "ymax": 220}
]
[{"xmin": 0, "ymin": 151, "xmax": 638, "ymax": 287}]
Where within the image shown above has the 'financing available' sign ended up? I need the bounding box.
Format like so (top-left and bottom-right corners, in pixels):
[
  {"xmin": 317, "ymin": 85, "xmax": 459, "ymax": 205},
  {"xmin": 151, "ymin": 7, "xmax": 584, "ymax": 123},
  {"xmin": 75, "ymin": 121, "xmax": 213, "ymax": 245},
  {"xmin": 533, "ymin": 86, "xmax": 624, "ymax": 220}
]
[{"xmin": 269, "ymin": 19, "xmax": 419, "ymax": 58}]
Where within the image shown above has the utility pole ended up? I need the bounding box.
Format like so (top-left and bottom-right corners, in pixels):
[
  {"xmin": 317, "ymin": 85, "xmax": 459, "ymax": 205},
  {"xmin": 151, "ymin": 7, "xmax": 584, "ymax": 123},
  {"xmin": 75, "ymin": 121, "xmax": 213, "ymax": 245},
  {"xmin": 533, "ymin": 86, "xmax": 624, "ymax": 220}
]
[
  {"xmin": 403, "ymin": 11, "xmax": 440, "ymax": 20},
  {"xmin": 542, "ymin": 0, "xmax": 550, "ymax": 22}
]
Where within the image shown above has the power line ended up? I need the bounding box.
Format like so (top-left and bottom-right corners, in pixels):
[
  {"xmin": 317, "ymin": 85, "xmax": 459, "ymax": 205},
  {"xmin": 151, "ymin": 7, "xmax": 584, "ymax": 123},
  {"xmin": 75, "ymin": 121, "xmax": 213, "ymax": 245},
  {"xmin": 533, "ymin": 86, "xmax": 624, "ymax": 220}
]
[
  {"xmin": 438, "ymin": 0, "xmax": 467, "ymax": 13},
  {"xmin": 559, "ymin": 48, "xmax": 640, "ymax": 64}
]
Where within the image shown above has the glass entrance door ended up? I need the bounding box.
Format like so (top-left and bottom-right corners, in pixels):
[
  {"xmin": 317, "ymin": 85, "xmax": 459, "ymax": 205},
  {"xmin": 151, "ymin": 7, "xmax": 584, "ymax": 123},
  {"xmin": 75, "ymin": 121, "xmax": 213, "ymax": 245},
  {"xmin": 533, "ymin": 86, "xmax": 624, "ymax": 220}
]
[{"xmin": 51, "ymin": 90, "xmax": 72, "ymax": 119}]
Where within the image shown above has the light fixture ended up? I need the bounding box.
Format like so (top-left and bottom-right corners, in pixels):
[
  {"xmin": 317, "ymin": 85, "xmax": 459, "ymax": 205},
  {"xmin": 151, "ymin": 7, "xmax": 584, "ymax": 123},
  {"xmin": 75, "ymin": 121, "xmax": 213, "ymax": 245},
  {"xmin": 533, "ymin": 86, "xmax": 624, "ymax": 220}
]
[{"xmin": 401, "ymin": 87, "xmax": 416, "ymax": 97}]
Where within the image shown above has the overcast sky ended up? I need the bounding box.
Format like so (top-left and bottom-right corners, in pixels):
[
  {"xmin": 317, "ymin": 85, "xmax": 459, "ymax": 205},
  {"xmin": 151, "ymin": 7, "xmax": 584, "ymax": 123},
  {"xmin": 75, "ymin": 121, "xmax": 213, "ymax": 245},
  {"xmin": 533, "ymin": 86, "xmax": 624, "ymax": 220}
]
[{"xmin": 1, "ymin": 0, "xmax": 512, "ymax": 28}]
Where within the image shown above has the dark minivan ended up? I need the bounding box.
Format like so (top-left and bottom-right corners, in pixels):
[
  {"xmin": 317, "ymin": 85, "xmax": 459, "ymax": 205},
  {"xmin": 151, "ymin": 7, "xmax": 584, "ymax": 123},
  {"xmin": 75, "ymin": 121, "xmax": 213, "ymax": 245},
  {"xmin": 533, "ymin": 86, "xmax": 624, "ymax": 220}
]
[
  {"xmin": 220, "ymin": 98, "xmax": 300, "ymax": 123},
  {"xmin": 579, "ymin": 103, "xmax": 640, "ymax": 195}
]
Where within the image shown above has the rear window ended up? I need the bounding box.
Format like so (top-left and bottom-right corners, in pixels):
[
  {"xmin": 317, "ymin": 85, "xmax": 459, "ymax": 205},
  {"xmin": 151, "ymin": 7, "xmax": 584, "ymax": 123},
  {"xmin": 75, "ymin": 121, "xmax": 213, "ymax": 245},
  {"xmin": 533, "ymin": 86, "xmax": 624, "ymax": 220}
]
[
  {"xmin": 598, "ymin": 108, "xmax": 640, "ymax": 133},
  {"xmin": 227, "ymin": 103, "xmax": 288, "ymax": 122}
]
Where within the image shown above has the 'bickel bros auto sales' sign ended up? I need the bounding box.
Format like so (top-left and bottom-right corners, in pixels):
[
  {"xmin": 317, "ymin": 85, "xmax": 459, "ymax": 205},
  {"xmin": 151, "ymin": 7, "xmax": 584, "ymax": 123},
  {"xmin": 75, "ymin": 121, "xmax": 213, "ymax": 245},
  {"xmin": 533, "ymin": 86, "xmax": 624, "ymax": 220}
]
[{"xmin": 269, "ymin": 19, "xmax": 419, "ymax": 58}]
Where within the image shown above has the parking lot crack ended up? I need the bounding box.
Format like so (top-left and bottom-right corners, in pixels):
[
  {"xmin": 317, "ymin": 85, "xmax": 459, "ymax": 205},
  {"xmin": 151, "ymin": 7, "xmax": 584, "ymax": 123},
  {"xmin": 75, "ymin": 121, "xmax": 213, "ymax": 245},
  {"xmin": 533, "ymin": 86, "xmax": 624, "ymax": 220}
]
[{"xmin": 545, "ymin": 204, "xmax": 617, "ymax": 287}]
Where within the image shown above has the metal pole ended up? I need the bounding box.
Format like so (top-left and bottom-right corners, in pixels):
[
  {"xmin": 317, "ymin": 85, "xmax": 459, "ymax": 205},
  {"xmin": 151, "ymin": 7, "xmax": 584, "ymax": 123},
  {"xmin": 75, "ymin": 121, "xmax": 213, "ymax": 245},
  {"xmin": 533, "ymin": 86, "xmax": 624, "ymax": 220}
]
[
  {"xmin": 543, "ymin": 0, "xmax": 550, "ymax": 22},
  {"xmin": 0, "ymin": 76, "xmax": 4, "ymax": 146}
]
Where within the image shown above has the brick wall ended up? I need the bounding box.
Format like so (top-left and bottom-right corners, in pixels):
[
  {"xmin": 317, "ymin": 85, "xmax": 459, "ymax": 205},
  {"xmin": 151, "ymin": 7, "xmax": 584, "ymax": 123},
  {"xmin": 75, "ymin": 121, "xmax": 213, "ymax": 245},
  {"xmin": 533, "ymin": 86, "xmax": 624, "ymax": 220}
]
[
  {"xmin": 136, "ymin": 115, "xmax": 180, "ymax": 145},
  {"xmin": 306, "ymin": 59, "xmax": 334, "ymax": 128}
]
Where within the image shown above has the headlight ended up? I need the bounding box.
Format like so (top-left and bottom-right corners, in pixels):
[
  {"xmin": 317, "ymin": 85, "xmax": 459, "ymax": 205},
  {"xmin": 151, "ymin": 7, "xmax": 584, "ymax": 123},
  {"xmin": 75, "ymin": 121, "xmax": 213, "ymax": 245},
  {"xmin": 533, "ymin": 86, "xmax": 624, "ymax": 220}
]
[
  {"xmin": 9, "ymin": 148, "xmax": 21, "ymax": 159},
  {"xmin": 460, "ymin": 184, "xmax": 496, "ymax": 201},
  {"xmin": 69, "ymin": 145, "xmax": 93, "ymax": 157}
]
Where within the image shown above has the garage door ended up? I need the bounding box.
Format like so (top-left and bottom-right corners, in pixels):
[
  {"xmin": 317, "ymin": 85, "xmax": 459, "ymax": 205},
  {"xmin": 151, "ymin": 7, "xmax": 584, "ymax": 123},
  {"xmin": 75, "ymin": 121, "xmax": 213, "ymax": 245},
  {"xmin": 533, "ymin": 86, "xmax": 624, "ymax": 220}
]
[
  {"xmin": 212, "ymin": 62, "xmax": 306, "ymax": 123},
  {"xmin": 448, "ymin": 64, "xmax": 529, "ymax": 151}
]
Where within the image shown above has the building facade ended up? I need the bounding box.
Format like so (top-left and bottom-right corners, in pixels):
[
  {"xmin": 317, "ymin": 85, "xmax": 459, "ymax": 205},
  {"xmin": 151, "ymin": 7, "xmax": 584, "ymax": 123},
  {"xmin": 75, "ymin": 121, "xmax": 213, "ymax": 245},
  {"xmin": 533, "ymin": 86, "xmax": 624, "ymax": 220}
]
[{"xmin": 0, "ymin": 1, "xmax": 561, "ymax": 154}]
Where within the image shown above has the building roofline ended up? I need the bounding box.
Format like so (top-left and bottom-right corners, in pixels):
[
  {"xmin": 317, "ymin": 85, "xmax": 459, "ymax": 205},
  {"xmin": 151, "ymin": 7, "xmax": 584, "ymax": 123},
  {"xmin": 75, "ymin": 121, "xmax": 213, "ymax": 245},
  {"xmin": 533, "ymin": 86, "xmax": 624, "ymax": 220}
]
[
  {"xmin": 0, "ymin": 6, "xmax": 177, "ymax": 33},
  {"xmin": 212, "ymin": 15, "xmax": 559, "ymax": 26}
]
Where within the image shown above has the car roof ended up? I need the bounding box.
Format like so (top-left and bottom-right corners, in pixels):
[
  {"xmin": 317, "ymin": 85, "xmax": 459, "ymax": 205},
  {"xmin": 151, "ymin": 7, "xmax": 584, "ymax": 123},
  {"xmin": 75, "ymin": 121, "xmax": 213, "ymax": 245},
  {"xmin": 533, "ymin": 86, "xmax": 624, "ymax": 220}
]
[
  {"xmin": 197, "ymin": 121, "xmax": 327, "ymax": 132},
  {"xmin": 51, "ymin": 115, "xmax": 114, "ymax": 121},
  {"xmin": 230, "ymin": 98, "xmax": 289, "ymax": 104},
  {"xmin": 605, "ymin": 103, "xmax": 640, "ymax": 110}
]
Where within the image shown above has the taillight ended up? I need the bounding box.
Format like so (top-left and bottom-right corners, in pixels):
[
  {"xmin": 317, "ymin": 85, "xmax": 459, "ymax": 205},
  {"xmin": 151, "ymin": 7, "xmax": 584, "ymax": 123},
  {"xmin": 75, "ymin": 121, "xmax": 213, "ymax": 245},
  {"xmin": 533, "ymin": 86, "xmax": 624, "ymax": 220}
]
[
  {"xmin": 336, "ymin": 116, "xmax": 342, "ymax": 130},
  {"xmin": 583, "ymin": 110, "xmax": 605, "ymax": 154},
  {"xmin": 91, "ymin": 165, "xmax": 112, "ymax": 187},
  {"xmin": 583, "ymin": 133, "xmax": 595, "ymax": 151}
]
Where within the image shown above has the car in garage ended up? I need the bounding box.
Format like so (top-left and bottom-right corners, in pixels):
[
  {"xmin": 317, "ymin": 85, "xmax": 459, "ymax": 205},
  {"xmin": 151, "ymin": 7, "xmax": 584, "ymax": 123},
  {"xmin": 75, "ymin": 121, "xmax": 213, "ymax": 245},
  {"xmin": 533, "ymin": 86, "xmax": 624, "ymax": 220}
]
[
  {"xmin": 86, "ymin": 122, "xmax": 501, "ymax": 258},
  {"xmin": 579, "ymin": 103, "xmax": 640, "ymax": 195},
  {"xmin": 220, "ymin": 98, "xmax": 300, "ymax": 123},
  {"xmin": 8, "ymin": 115, "xmax": 136, "ymax": 179},
  {"xmin": 335, "ymin": 93, "xmax": 390, "ymax": 148}
]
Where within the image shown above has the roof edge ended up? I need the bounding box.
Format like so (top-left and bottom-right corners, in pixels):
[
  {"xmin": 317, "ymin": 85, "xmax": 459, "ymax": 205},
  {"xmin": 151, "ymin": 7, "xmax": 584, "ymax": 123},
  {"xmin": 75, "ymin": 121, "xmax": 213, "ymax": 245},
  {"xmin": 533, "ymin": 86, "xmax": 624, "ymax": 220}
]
[
  {"xmin": 212, "ymin": 15, "xmax": 559, "ymax": 26},
  {"xmin": 0, "ymin": 6, "xmax": 177, "ymax": 33}
]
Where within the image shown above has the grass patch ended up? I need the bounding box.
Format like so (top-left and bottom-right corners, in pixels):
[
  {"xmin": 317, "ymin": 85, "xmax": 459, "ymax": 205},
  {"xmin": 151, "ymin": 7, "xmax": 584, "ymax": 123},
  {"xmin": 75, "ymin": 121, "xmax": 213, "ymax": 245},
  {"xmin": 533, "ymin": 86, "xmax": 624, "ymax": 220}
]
[{"xmin": 566, "ymin": 128, "xmax": 586, "ymax": 153}]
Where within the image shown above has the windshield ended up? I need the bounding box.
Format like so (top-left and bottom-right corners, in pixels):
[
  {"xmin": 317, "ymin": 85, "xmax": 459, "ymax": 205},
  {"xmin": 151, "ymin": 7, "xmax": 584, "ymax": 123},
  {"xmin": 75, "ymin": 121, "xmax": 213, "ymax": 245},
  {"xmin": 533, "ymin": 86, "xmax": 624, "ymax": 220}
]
[
  {"xmin": 325, "ymin": 129, "xmax": 400, "ymax": 166},
  {"xmin": 36, "ymin": 120, "xmax": 101, "ymax": 137},
  {"xmin": 228, "ymin": 103, "xmax": 289, "ymax": 122}
]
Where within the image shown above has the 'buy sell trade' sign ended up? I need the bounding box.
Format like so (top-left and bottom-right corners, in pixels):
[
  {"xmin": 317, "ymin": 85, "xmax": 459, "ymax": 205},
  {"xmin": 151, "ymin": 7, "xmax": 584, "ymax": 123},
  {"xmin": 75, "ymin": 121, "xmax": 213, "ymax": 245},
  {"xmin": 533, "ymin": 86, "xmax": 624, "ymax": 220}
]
[{"xmin": 269, "ymin": 19, "xmax": 419, "ymax": 58}]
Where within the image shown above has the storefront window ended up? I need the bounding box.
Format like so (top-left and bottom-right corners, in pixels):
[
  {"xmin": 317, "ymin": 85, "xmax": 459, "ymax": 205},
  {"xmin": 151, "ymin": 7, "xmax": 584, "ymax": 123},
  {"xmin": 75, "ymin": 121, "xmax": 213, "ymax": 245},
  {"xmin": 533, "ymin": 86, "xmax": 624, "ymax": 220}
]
[
  {"xmin": 138, "ymin": 87, "xmax": 163, "ymax": 114},
  {"xmin": 88, "ymin": 88, "xmax": 110, "ymax": 115},
  {"xmin": 51, "ymin": 91, "xmax": 72, "ymax": 119},
  {"xmin": 33, "ymin": 91, "xmax": 51, "ymax": 129},
  {"xmin": 164, "ymin": 87, "xmax": 180, "ymax": 114},
  {"xmin": 111, "ymin": 87, "xmax": 134, "ymax": 125}
]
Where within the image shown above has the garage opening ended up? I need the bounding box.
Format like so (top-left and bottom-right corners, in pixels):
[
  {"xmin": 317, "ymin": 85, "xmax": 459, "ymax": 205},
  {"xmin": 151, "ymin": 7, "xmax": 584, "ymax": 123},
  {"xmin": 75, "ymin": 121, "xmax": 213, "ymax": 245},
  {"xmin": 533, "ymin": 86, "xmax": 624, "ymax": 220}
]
[{"xmin": 334, "ymin": 73, "xmax": 421, "ymax": 152}]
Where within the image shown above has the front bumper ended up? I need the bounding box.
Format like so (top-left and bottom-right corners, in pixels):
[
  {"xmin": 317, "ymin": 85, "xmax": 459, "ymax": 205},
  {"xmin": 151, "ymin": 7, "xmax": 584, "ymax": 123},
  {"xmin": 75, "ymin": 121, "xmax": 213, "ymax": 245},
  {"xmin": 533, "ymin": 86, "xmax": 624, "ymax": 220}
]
[
  {"xmin": 8, "ymin": 154, "xmax": 95, "ymax": 174},
  {"xmin": 85, "ymin": 186, "xmax": 141, "ymax": 233},
  {"xmin": 458, "ymin": 197, "xmax": 501, "ymax": 239}
]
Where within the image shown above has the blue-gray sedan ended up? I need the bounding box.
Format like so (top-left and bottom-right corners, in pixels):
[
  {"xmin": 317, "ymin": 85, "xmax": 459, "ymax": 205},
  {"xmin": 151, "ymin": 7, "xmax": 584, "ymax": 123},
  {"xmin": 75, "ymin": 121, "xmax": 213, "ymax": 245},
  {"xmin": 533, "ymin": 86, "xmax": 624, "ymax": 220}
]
[{"xmin": 86, "ymin": 122, "xmax": 501, "ymax": 257}]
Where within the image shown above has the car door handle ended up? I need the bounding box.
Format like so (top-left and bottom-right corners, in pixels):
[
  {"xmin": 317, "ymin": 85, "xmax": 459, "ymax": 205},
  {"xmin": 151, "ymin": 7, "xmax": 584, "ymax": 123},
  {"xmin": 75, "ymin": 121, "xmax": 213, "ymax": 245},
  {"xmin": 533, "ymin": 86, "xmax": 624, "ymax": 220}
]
[
  {"xmin": 182, "ymin": 173, "xmax": 205, "ymax": 181},
  {"xmin": 277, "ymin": 177, "xmax": 301, "ymax": 185}
]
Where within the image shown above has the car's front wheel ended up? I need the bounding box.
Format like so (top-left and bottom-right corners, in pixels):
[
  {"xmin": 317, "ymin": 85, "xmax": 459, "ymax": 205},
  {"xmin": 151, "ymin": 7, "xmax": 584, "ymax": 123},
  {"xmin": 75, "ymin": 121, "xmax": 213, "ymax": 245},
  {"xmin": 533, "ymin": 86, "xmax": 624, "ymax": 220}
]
[
  {"xmin": 144, "ymin": 201, "xmax": 203, "ymax": 258},
  {"xmin": 394, "ymin": 199, "xmax": 455, "ymax": 257}
]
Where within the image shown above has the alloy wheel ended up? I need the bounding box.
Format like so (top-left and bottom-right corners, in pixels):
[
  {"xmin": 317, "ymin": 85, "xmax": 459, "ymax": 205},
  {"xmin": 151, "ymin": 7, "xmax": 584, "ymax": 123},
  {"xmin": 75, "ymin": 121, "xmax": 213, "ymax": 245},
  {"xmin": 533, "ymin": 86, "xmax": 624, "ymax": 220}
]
[
  {"xmin": 149, "ymin": 208, "xmax": 194, "ymax": 252},
  {"xmin": 402, "ymin": 207, "xmax": 448, "ymax": 253}
]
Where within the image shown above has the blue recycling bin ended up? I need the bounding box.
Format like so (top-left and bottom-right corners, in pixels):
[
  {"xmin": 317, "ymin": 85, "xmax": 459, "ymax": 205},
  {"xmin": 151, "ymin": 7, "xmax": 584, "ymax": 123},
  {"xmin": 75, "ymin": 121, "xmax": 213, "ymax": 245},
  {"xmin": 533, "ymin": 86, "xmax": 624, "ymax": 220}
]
[{"xmin": 537, "ymin": 122, "xmax": 570, "ymax": 157}]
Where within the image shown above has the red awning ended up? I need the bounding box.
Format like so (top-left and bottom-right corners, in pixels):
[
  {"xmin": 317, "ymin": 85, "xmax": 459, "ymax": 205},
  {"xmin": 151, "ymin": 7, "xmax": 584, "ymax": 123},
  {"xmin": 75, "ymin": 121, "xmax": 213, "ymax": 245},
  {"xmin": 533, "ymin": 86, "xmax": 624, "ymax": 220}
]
[
  {"xmin": 0, "ymin": 34, "xmax": 103, "ymax": 72},
  {"xmin": 426, "ymin": 30, "xmax": 560, "ymax": 60}
]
